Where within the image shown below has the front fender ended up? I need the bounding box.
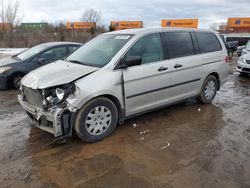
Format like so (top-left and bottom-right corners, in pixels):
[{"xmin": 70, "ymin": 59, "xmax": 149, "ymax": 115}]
[{"xmin": 67, "ymin": 90, "xmax": 124, "ymax": 110}]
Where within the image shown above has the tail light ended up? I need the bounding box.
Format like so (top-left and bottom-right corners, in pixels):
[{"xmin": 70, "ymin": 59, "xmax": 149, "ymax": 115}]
[{"xmin": 224, "ymin": 56, "xmax": 229, "ymax": 63}]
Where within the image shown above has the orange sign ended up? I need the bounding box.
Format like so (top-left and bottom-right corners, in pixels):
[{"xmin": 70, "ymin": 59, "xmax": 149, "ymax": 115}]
[
  {"xmin": 161, "ymin": 19, "xmax": 198, "ymax": 28},
  {"xmin": 111, "ymin": 21, "xmax": 143, "ymax": 30},
  {"xmin": 228, "ymin": 18, "xmax": 250, "ymax": 28},
  {"xmin": 66, "ymin": 22, "xmax": 96, "ymax": 30}
]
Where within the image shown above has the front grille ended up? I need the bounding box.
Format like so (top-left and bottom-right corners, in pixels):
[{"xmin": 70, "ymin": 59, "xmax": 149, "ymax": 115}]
[
  {"xmin": 22, "ymin": 86, "xmax": 43, "ymax": 107},
  {"xmin": 246, "ymin": 60, "xmax": 250, "ymax": 64},
  {"xmin": 242, "ymin": 68, "xmax": 250, "ymax": 73}
]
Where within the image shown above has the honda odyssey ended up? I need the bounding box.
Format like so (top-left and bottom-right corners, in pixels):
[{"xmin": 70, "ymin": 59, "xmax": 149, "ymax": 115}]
[{"xmin": 18, "ymin": 28, "xmax": 229, "ymax": 143}]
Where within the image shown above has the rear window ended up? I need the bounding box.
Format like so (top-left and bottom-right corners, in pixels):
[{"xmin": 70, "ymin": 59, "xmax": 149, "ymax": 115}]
[
  {"xmin": 196, "ymin": 32, "xmax": 222, "ymax": 53},
  {"xmin": 164, "ymin": 32, "xmax": 194, "ymax": 59}
]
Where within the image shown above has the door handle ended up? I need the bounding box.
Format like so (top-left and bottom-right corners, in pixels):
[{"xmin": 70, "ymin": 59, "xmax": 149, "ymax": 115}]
[
  {"xmin": 157, "ymin": 66, "xmax": 168, "ymax": 71},
  {"xmin": 174, "ymin": 64, "xmax": 183, "ymax": 68}
]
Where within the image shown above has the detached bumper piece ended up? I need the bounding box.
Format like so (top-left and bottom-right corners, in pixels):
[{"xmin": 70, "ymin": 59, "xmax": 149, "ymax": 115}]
[{"xmin": 18, "ymin": 94, "xmax": 75, "ymax": 141}]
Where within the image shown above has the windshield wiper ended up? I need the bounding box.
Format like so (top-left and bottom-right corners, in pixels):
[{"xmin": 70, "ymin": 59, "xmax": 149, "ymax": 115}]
[
  {"xmin": 67, "ymin": 59, "xmax": 94, "ymax": 66},
  {"xmin": 67, "ymin": 59, "xmax": 86, "ymax": 65},
  {"xmin": 67, "ymin": 59, "xmax": 101, "ymax": 68}
]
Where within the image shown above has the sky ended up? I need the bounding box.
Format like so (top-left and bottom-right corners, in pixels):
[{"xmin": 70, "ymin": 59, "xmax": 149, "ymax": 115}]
[{"xmin": 18, "ymin": 0, "xmax": 250, "ymax": 29}]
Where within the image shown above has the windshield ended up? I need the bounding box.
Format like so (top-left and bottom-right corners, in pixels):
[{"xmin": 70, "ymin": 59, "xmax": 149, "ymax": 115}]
[
  {"xmin": 66, "ymin": 34, "xmax": 132, "ymax": 67},
  {"xmin": 16, "ymin": 44, "xmax": 47, "ymax": 60},
  {"xmin": 246, "ymin": 41, "xmax": 250, "ymax": 50}
]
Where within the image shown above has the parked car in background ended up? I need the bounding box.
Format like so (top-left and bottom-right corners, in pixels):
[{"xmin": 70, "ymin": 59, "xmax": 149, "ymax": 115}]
[
  {"xmin": 241, "ymin": 40, "xmax": 250, "ymax": 56},
  {"xmin": 0, "ymin": 42, "xmax": 81, "ymax": 89},
  {"xmin": 0, "ymin": 48, "xmax": 27, "ymax": 56},
  {"xmin": 18, "ymin": 28, "xmax": 229, "ymax": 143},
  {"xmin": 236, "ymin": 45, "xmax": 246, "ymax": 56},
  {"xmin": 219, "ymin": 35, "xmax": 238, "ymax": 59},
  {"xmin": 236, "ymin": 53, "xmax": 250, "ymax": 76},
  {"xmin": 227, "ymin": 41, "xmax": 238, "ymax": 58}
]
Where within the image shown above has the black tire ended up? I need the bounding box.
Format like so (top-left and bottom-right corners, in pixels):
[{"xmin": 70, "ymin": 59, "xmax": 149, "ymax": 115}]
[
  {"xmin": 13, "ymin": 76, "xmax": 23, "ymax": 89},
  {"xmin": 74, "ymin": 97, "xmax": 118, "ymax": 142},
  {"xmin": 197, "ymin": 75, "xmax": 218, "ymax": 104}
]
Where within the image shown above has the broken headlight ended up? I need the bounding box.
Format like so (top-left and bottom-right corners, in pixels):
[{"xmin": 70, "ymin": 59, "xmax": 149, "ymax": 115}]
[
  {"xmin": 55, "ymin": 88, "xmax": 65, "ymax": 101},
  {"xmin": 43, "ymin": 83, "xmax": 75, "ymax": 107}
]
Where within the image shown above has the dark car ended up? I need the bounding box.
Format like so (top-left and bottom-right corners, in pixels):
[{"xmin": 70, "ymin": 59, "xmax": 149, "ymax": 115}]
[
  {"xmin": 0, "ymin": 42, "xmax": 81, "ymax": 89},
  {"xmin": 219, "ymin": 35, "xmax": 238, "ymax": 59}
]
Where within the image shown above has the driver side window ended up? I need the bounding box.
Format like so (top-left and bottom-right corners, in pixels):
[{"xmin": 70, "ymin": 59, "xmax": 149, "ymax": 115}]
[{"xmin": 126, "ymin": 33, "xmax": 164, "ymax": 65}]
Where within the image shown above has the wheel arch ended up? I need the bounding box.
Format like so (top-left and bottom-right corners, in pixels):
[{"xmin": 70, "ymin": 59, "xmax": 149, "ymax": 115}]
[
  {"xmin": 76, "ymin": 94, "xmax": 125, "ymax": 125},
  {"xmin": 7, "ymin": 71, "xmax": 26, "ymax": 87},
  {"xmin": 208, "ymin": 72, "xmax": 220, "ymax": 90}
]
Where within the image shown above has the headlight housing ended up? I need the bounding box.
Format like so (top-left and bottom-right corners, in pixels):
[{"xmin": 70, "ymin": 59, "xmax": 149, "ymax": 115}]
[
  {"xmin": 56, "ymin": 88, "xmax": 65, "ymax": 101},
  {"xmin": 43, "ymin": 83, "xmax": 75, "ymax": 107},
  {"xmin": 0, "ymin": 66, "xmax": 12, "ymax": 74}
]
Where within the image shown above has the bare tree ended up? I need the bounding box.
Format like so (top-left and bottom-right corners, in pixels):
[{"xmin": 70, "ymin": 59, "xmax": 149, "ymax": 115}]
[
  {"xmin": 81, "ymin": 8, "xmax": 101, "ymax": 24},
  {"xmin": 81, "ymin": 8, "xmax": 101, "ymax": 23},
  {"xmin": 0, "ymin": 0, "xmax": 22, "ymax": 47},
  {"xmin": 81, "ymin": 8, "xmax": 102, "ymax": 34}
]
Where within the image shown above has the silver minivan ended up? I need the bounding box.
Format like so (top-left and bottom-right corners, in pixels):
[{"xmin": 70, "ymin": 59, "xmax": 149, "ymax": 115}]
[{"xmin": 18, "ymin": 28, "xmax": 229, "ymax": 142}]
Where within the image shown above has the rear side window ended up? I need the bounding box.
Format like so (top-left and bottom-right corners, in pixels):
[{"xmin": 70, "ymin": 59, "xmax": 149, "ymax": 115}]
[
  {"xmin": 164, "ymin": 32, "xmax": 194, "ymax": 59},
  {"xmin": 196, "ymin": 32, "xmax": 222, "ymax": 53},
  {"xmin": 68, "ymin": 45, "xmax": 80, "ymax": 54}
]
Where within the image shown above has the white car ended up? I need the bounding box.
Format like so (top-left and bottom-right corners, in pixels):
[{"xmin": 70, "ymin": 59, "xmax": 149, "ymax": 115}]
[
  {"xmin": 18, "ymin": 27, "xmax": 229, "ymax": 143},
  {"xmin": 237, "ymin": 54, "xmax": 250, "ymax": 76},
  {"xmin": 241, "ymin": 40, "xmax": 250, "ymax": 56}
]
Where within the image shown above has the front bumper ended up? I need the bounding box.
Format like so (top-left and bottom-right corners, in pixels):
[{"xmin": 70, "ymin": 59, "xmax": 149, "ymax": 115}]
[
  {"xmin": 0, "ymin": 74, "xmax": 9, "ymax": 90},
  {"xmin": 18, "ymin": 94, "xmax": 74, "ymax": 137},
  {"xmin": 236, "ymin": 61, "xmax": 250, "ymax": 74}
]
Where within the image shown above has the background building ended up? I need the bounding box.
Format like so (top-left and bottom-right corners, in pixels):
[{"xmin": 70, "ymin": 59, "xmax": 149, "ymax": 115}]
[
  {"xmin": 227, "ymin": 18, "xmax": 250, "ymax": 33},
  {"xmin": 0, "ymin": 23, "xmax": 12, "ymax": 31},
  {"xmin": 20, "ymin": 23, "xmax": 48, "ymax": 30},
  {"xmin": 218, "ymin": 18, "xmax": 250, "ymax": 33}
]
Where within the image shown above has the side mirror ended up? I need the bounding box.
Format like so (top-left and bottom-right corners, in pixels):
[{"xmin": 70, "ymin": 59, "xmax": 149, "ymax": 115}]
[
  {"xmin": 126, "ymin": 56, "xmax": 142, "ymax": 67},
  {"xmin": 115, "ymin": 56, "xmax": 142, "ymax": 69}
]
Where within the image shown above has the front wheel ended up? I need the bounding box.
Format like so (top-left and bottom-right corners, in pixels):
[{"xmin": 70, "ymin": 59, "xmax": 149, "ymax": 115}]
[
  {"xmin": 197, "ymin": 75, "xmax": 218, "ymax": 104},
  {"xmin": 74, "ymin": 97, "xmax": 118, "ymax": 142},
  {"xmin": 13, "ymin": 76, "xmax": 23, "ymax": 89}
]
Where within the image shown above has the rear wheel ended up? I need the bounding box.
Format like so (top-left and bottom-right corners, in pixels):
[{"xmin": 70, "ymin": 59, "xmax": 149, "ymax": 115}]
[
  {"xmin": 74, "ymin": 97, "xmax": 118, "ymax": 142},
  {"xmin": 197, "ymin": 75, "xmax": 218, "ymax": 104}
]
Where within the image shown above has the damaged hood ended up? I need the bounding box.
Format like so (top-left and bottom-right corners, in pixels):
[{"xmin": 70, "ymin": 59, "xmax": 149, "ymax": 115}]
[{"xmin": 21, "ymin": 60, "xmax": 99, "ymax": 89}]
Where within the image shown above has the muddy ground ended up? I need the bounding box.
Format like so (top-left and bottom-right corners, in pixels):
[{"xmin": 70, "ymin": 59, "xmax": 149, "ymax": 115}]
[{"xmin": 0, "ymin": 57, "xmax": 250, "ymax": 188}]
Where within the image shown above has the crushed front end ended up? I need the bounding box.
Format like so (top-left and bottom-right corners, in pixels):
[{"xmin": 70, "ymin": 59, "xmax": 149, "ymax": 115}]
[{"xmin": 18, "ymin": 83, "xmax": 77, "ymax": 139}]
